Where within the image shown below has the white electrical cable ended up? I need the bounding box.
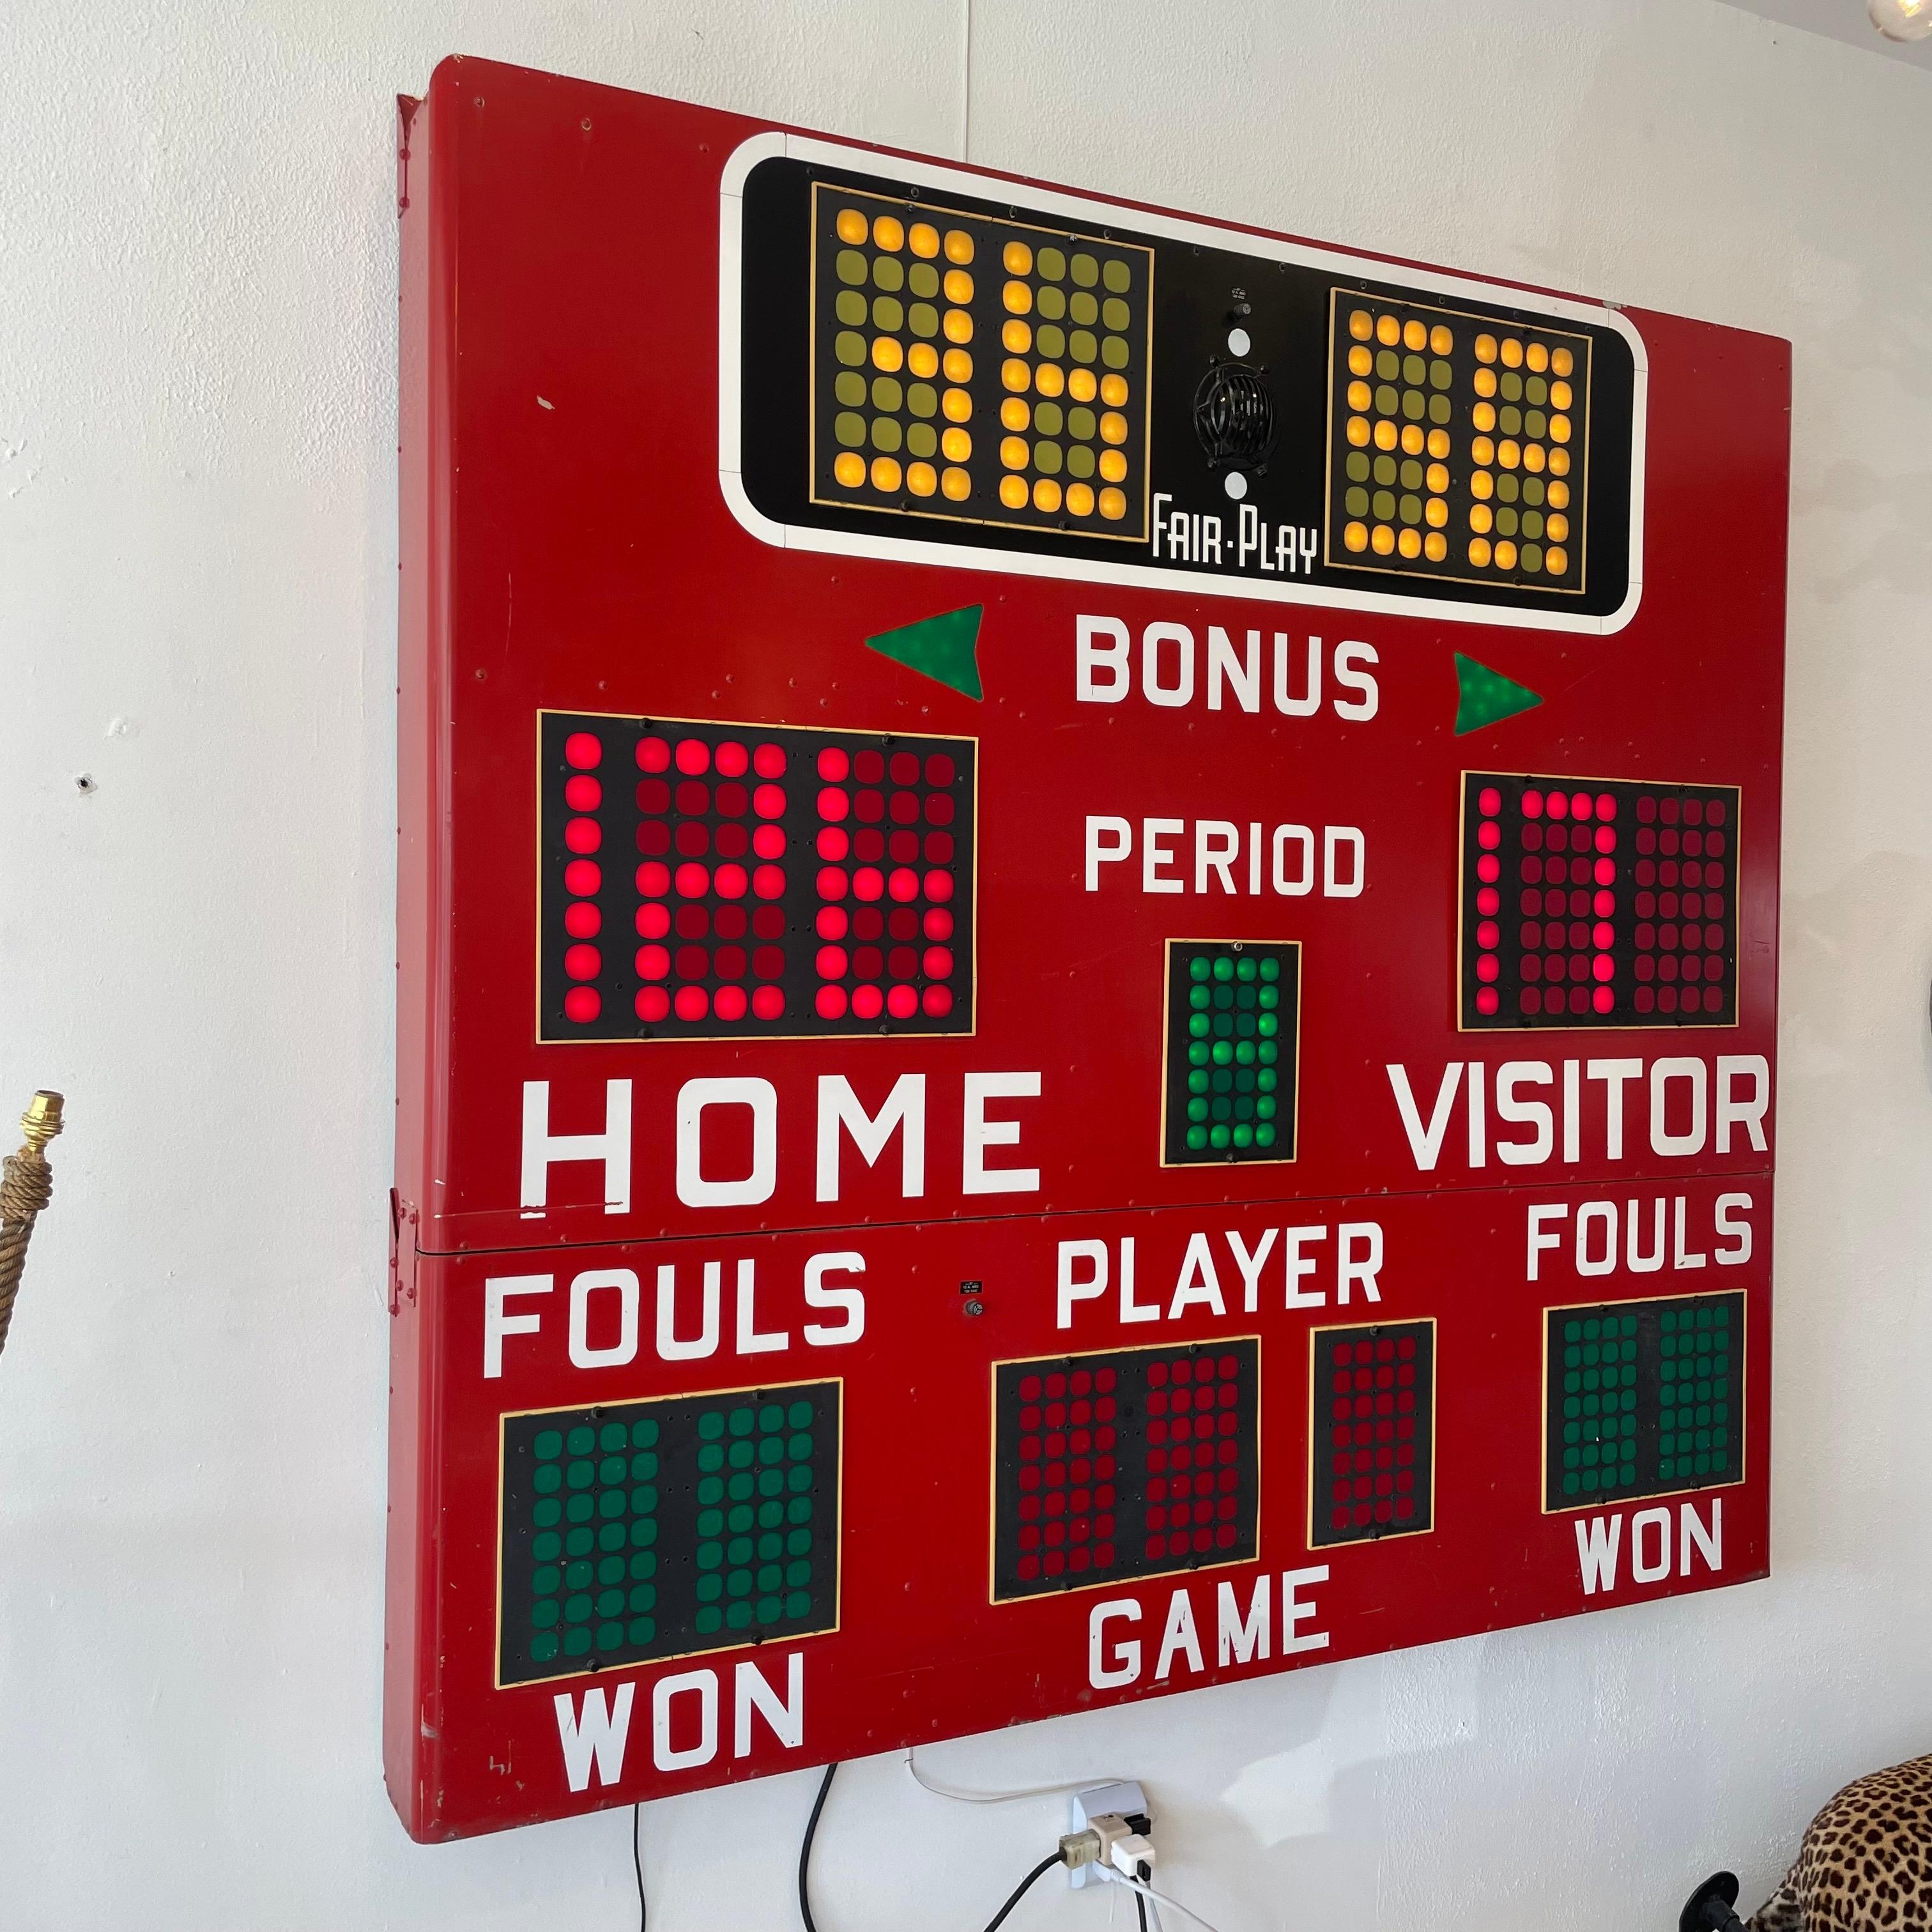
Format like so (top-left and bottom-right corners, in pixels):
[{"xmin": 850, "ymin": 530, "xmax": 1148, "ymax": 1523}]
[
  {"xmin": 1113, "ymin": 1872, "xmax": 1220, "ymax": 1932},
  {"xmin": 903, "ymin": 1749, "xmax": 1127, "ymax": 1805}
]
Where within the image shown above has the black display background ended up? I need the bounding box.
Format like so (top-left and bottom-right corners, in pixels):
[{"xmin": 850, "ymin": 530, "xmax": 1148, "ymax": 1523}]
[
  {"xmin": 538, "ymin": 711, "xmax": 976, "ymax": 1041},
  {"xmin": 990, "ymin": 1340, "xmax": 1260, "ymax": 1604},
  {"xmin": 1457, "ymin": 771, "xmax": 1741, "ymax": 1032},
  {"xmin": 1308, "ymin": 1321, "xmax": 1436, "ymax": 1549},
  {"xmin": 737, "ymin": 155, "xmax": 1636, "ymax": 619},
  {"xmin": 1542, "ymin": 1292, "xmax": 1745, "ymax": 1513},
  {"xmin": 499, "ymin": 1381, "xmax": 841, "ymax": 1687}
]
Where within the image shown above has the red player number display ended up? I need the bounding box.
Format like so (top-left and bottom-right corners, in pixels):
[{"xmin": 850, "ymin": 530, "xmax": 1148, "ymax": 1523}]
[{"xmin": 389, "ymin": 59, "xmax": 1789, "ymax": 1840}]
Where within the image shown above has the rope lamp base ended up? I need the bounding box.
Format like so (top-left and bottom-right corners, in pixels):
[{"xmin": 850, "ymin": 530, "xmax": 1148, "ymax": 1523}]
[{"xmin": 0, "ymin": 1091, "xmax": 63, "ymax": 1363}]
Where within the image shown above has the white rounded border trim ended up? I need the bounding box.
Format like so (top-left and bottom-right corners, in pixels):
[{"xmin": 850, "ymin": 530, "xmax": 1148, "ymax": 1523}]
[{"xmin": 718, "ymin": 130, "xmax": 1646, "ymax": 638}]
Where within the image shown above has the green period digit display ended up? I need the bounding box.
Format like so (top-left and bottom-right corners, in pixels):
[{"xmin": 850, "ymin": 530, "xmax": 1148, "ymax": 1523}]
[{"xmin": 1163, "ymin": 940, "xmax": 1300, "ymax": 1165}]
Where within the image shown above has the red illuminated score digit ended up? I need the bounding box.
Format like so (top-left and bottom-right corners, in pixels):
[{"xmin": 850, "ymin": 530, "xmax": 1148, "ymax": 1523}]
[
  {"xmin": 539, "ymin": 713, "xmax": 975, "ymax": 1042},
  {"xmin": 809, "ymin": 744, "xmax": 960, "ymax": 1022},
  {"xmin": 1460, "ymin": 772, "xmax": 1738, "ymax": 1032},
  {"xmin": 631, "ymin": 730, "xmax": 790, "ymax": 1027}
]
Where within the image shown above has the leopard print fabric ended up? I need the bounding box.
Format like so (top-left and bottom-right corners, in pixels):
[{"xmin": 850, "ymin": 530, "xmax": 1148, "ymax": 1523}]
[{"xmin": 1747, "ymin": 1755, "xmax": 1932, "ymax": 1931}]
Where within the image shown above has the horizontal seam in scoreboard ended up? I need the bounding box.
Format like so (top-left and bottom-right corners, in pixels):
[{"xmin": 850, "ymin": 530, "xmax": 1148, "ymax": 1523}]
[{"xmin": 406, "ymin": 1171, "xmax": 1781, "ymax": 1262}]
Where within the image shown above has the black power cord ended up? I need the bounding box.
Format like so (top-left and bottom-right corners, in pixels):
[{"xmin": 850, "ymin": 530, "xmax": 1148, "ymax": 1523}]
[
  {"xmin": 799, "ymin": 1761, "xmax": 839, "ymax": 1932},
  {"xmin": 632, "ymin": 1802, "xmax": 647, "ymax": 1930},
  {"xmin": 797, "ymin": 1760, "xmax": 1068, "ymax": 1932},
  {"xmin": 1135, "ymin": 1889, "xmax": 1149, "ymax": 1931},
  {"xmin": 979, "ymin": 1853, "xmax": 1062, "ymax": 1931}
]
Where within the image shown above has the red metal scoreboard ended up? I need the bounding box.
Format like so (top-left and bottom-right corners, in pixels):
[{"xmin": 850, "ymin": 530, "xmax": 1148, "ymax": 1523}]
[{"xmin": 388, "ymin": 56, "xmax": 1790, "ymax": 1840}]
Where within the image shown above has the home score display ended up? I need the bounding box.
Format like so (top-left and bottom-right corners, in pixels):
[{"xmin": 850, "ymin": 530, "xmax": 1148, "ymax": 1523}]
[{"xmin": 388, "ymin": 58, "xmax": 1790, "ymax": 1840}]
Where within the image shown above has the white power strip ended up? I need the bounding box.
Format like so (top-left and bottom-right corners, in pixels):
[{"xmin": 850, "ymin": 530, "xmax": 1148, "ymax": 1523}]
[{"xmin": 1065, "ymin": 1780, "xmax": 1156, "ymax": 1891}]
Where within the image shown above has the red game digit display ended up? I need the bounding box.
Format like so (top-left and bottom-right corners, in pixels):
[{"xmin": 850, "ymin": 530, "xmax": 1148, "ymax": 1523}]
[
  {"xmin": 389, "ymin": 57, "xmax": 1788, "ymax": 1841},
  {"xmin": 990, "ymin": 1340, "xmax": 1261, "ymax": 1601},
  {"xmin": 1308, "ymin": 1321, "xmax": 1436, "ymax": 1547}
]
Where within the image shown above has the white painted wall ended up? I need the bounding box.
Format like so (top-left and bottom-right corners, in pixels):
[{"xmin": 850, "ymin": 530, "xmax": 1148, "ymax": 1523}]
[{"xmin": 3, "ymin": 2, "xmax": 1928, "ymax": 1925}]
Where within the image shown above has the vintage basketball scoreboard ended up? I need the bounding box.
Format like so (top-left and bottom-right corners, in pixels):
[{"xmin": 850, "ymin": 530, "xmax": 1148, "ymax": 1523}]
[{"xmin": 388, "ymin": 57, "xmax": 1788, "ymax": 1839}]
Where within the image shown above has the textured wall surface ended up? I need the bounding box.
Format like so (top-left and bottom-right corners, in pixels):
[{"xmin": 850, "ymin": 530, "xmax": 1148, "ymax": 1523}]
[{"xmin": 1, "ymin": 3, "xmax": 1928, "ymax": 1926}]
